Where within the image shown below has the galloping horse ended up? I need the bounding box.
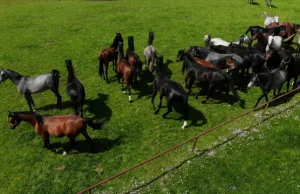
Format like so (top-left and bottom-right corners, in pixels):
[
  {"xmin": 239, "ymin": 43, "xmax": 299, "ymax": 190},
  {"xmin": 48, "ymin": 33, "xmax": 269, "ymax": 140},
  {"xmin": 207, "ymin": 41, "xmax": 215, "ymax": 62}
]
[
  {"xmin": 66, "ymin": 60, "xmax": 85, "ymax": 117},
  {"xmin": 176, "ymin": 50, "xmax": 241, "ymax": 104},
  {"xmin": 117, "ymin": 40, "xmax": 134, "ymax": 102},
  {"xmin": 8, "ymin": 111, "xmax": 101, "ymax": 154},
  {"xmin": 125, "ymin": 36, "xmax": 143, "ymax": 83},
  {"xmin": 247, "ymin": 68, "xmax": 287, "ymax": 108},
  {"xmin": 98, "ymin": 33, "xmax": 123, "ymax": 83},
  {"xmin": 204, "ymin": 34, "xmax": 251, "ymax": 49},
  {"xmin": 144, "ymin": 31, "xmax": 157, "ymax": 72},
  {"xmin": 151, "ymin": 56, "xmax": 189, "ymax": 129},
  {"xmin": 0, "ymin": 68, "xmax": 62, "ymax": 111},
  {"xmin": 187, "ymin": 46, "xmax": 244, "ymax": 70}
]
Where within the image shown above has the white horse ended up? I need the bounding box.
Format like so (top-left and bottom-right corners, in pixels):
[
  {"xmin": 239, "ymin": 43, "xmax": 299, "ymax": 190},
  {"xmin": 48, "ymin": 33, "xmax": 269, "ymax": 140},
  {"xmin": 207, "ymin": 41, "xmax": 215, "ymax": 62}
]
[
  {"xmin": 262, "ymin": 12, "xmax": 279, "ymax": 27},
  {"xmin": 266, "ymin": 35, "xmax": 282, "ymax": 52},
  {"xmin": 204, "ymin": 34, "xmax": 251, "ymax": 48}
]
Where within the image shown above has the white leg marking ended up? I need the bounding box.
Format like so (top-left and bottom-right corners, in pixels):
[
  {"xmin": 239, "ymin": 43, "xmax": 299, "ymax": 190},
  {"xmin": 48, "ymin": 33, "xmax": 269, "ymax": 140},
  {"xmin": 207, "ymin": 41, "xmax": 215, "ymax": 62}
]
[
  {"xmin": 63, "ymin": 151, "xmax": 67, "ymax": 156},
  {"xmin": 129, "ymin": 95, "xmax": 132, "ymax": 101},
  {"xmin": 182, "ymin": 120, "xmax": 188, "ymax": 129}
]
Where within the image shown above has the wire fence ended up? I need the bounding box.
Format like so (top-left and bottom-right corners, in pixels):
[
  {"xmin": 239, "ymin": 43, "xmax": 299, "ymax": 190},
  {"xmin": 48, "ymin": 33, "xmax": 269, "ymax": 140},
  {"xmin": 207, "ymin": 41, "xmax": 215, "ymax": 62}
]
[{"xmin": 78, "ymin": 87, "xmax": 300, "ymax": 194}]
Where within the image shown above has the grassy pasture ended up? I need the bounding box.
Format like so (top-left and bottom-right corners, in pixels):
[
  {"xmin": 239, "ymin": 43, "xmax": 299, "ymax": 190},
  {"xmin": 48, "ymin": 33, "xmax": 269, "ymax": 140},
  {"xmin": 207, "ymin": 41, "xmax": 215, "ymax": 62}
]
[{"xmin": 0, "ymin": 0, "xmax": 300, "ymax": 193}]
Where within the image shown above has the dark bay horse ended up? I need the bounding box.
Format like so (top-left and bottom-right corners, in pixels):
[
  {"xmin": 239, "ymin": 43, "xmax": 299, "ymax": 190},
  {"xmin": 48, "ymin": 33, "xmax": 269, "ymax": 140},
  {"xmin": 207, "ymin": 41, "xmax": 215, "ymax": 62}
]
[
  {"xmin": 247, "ymin": 68, "xmax": 287, "ymax": 108},
  {"xmin": 98, "ymin": 33, "xmax": 123, "ymax": 83},
  {"xmin": 243, "ymin": 25, "xmax": 286, "ymax": 38},
  {"xmin": 0, "ymin": 68, "xmax": 62, "ymax": 111},
  {"xmin": 176, "ymin": 50, "xmax": 241, "ymax": 105},
  {"xmin": 144, "ymin": 31, "xmax": 157, "ymax": 72},
  {"xmin": 8, "ymin": 111, "xmax": 101, "ymax": 154},
  {"xmin": 117, "ymin": 40, "xmax": 134, "ymax": 102},
  {"xmin": 66, "ymin": 60, "xmax": 85, "ymax": 117},
  {"xmin": 125, "ymin": 36, "xmax": 143, "ymax": 82},
  {"xmin": 152, "ymin": 56, "xmax": 189, "ymax": 129}
]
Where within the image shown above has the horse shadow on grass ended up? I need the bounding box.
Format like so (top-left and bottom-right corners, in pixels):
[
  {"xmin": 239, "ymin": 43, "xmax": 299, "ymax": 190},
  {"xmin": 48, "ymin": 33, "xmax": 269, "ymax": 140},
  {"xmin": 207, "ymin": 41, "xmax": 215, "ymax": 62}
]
[
  {"xmin": 154, "ymin": 101, "xmax": 207, "ymax": 128},
  {"xmin": 193, "ymin": 82, "xmax": 246, "ymax": 108},
  {"xmin": 50, "ymin": 136, "xmax": 123, "ymax": 154},
  {"xmin": 125, "ymin": 101, "xmax": 300, "ymax": 193},
  {"xmin": 85, "ymin": 92, "xmax": 112, "ymax": 119}
]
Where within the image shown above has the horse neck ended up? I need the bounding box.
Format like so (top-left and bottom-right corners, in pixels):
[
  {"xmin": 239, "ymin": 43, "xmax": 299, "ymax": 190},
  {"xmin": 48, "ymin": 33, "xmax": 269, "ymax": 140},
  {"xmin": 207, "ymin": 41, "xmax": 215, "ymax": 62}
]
[
  {"xmin": 148, "ymin": 38, "xmax": 153, "ymax": 45},
  {"xmin": 18, "ymin": 112, "xmax": 40, "ymax": 129},
  {"xmin": 118, "ymin": 44, "xmax": 125, "ymax": 60},
  {"xmin": 110, "ymin": 36, "xmax": 118, "ymax": 48},
  {"xmin": 67, "ymin": 66, "xmax": 76, "ymax": 82},
  {"xmin": 4, "ymin": 69, "xmax": 22, "ymax": 85}
]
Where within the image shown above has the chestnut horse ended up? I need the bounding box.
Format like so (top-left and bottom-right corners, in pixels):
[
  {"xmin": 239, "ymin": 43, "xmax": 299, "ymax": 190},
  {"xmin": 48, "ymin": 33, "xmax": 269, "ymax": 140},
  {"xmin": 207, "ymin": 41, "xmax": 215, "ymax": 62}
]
[
  {"xmin": 192, "ymin": 56, "xmax": 237, "ymax": 70},
  {"xmin": 98, "ymin": 33, "xmax": 123, "ymax": 83},
  {"xmin": 125, "ymin": 36, "xmax": 143, "ymax": 83},
  {"xmin": 117, "ymin": 40, "xmax": 134, "ymax": 102},
  {"xmin": 8, "ymin": 111, "xmax": 102, "ymax": 154}
]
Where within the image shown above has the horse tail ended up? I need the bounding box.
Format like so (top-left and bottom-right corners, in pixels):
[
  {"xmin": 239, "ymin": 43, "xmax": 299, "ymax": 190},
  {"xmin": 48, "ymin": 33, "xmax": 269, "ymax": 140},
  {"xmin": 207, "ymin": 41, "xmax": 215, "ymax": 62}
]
[
  {"xmin": 99, "ymin": 55, "xmax": 104, "ymax": 77},
  {"xmin": 225, "ymin": 73, "xmax": 240, "ymax": 102}
]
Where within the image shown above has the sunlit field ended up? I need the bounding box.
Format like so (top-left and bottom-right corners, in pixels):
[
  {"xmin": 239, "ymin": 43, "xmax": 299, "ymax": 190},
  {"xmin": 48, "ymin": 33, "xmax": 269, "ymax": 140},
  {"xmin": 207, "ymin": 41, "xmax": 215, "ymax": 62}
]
[{"xmin": 0, "ymin": 0, "xmax": 300, "ymax": 193}]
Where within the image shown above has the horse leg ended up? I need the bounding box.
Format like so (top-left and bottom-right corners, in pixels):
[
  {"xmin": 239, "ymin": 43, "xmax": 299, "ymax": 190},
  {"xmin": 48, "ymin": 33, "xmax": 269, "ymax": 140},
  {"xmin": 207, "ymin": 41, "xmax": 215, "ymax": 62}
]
[
  {"xmin": 105, "ymin": 64, "xmax": 109, "ymax": 84},
  {"xmin": 292, "ymin": 76, "xmax": 298, "ymax": 90},
  {"xmin": 65, "ymin": 136, "xmax": 76, "ymax": 155},
  {"xmin": 24, "ymin": 94, "xmax": 33, "ymax": 112},
  {"xmin": 128, "ymin": 85, "xmax": 133, "ymax": 103},
  {"xmin": 80, "ymin": 130, "xmax": 95, "ymax": 153},
  {"xmin": 162, "ymin": 98, "xmax": 173, "ymax": 118},
  {"xmin": 42, "ymin": 132, "xmax": 51, "ymax": 149},
  {"xmin": 50, "ymin": 88, "xmax": 62, "ymax": 110},
  {"xmin": 202, "ymin": 83, "xmax": 216, "ymax": 104}
]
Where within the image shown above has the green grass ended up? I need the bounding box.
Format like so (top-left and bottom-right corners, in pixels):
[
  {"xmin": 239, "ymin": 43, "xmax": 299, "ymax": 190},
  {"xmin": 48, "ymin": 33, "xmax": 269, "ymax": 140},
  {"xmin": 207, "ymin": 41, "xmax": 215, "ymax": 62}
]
[{"xmin": 0, "ymin": 0, "xmax": 300, "ymax": 193}]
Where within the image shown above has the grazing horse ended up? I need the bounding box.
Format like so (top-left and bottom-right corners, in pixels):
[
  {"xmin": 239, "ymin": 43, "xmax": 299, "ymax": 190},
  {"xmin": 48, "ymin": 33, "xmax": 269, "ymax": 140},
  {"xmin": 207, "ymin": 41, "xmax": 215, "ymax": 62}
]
[
  {"xmin": 151, "ymin": 56, "xmax": 189, "ymax": 129},
  {"xmin": 65, "ymin": 60, "xmax": 85, "ymax": 117},
  {"xmin": 247, "ymin": 68, "xmax": 287, "ymax": 108},
  {"xmin": 98, "ymin": 33, "xmax": 123, "ymax": 83},
  {"xmin": 176, "ymin": 50, "xmax": 241, "ymax": 104},
  {"xmin": 143, "ymin": 31, "xmax": 157, "ymax": 72},
  {"xmin": 262, "ymin": 12, "xmax": 279, "ymax": 27},
  {"xmin": 8, "ymin": 111, "xmax": 101, "ymax": 154},
  {"xmin": 0, "ymin": 68, "xmax": 62, "ymax": 111},
  {"xmin": 125, "ymin": 36, "xmax": 143, "ymax": 82},
  {"xmin": 117, "ymin": 40, "xmax": 134, "ymax": 102}
]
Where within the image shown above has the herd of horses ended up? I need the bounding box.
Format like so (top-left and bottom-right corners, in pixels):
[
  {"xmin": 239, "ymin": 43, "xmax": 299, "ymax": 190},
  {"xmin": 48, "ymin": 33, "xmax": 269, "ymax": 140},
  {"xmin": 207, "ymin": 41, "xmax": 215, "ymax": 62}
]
[{"xmin": 1, "ymin": 13, "xmax": 300, "ymax": 154}]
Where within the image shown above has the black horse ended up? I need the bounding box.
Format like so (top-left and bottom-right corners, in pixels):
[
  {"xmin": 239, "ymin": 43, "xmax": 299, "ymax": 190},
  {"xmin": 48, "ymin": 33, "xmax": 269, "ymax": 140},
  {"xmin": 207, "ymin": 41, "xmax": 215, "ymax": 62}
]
[
  {"xmin": 247, "ymin": 68, "xmax": 287, "ymax": 108},
  {"xmin": 176, "ymin": 50, "xmax": 241, "ymax": 105},
  {"xmin": 151, "ymin": 56, "xmax": 189, "ymax": 129},
  {"xmin": 282, "ymin": 52, "xmax": 300, "ymax": 91},
  {"xmin": 66, "ymin": 60, "xmax": 85, "ymax": 116}
]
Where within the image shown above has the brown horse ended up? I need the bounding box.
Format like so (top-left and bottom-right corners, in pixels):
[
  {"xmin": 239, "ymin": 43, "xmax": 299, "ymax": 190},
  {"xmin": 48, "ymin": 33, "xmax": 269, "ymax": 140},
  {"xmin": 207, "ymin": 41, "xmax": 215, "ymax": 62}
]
[
  {"xmin": 265, "ymin": 22, "xmax": 300, "ymax": 45},
  {"xmin": 8, "ymin": 111, "xmax": 101, "ymax": 154},
  {"xmin": 117, "ymin": 40, "xmax": 134, "ymax": 102},
  {"xmin": 98, "ymin": 33, "xmax": 123, "ymax": 83},
  {"xmin": 125, "ymin": 36, "xmax": 143, "ymax": 82}
]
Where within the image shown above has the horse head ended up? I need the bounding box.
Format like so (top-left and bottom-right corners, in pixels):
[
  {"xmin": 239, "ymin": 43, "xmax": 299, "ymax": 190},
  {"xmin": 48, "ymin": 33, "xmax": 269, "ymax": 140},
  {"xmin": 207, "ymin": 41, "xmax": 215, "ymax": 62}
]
[
  {"xmin": 247, "ymin": 74, "xmax": 260, "ymax": 88},
  {"xmin": 0, "ymin": 69, "xmax": 8, "ymax": 83},
  {"xmin": 116, "ymin": 32, "xmax": 123, "ymax": 45},
  {"xmin": 176, "ymin": 49, "xmax": 185, "ymax": 62},
  {"xmin": 8, "ymin": 112, "xmax": 21, "ymax": 129}
]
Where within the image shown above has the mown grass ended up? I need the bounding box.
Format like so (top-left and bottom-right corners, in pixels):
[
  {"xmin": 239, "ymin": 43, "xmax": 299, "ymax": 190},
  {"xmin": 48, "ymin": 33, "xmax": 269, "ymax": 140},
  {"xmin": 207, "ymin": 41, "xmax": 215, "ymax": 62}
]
[{"xmin": 0, "ymin": 0, "xmax": 299, "ymax": 193}]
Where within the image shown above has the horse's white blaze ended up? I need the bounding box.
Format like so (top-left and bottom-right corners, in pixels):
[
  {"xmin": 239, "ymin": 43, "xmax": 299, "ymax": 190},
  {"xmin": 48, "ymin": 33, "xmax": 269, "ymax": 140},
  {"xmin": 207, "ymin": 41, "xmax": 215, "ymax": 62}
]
[{"xmin": 182, "ymin": 120, "xmax": 188, "ymax": 129}]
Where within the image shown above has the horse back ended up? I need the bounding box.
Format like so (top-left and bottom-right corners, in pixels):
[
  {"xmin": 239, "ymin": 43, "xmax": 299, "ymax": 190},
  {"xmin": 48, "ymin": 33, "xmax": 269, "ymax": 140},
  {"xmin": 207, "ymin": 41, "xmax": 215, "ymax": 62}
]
[
  {"xmin": 98, "ymin": 48, "xmax": 116, "ymax": 61},
  {"xmin": 42, "ymin": 114, "xmax": 84, "ymax": 137},
  {"xmin": 21, "ymin": 73, "xmax": 53, "ymax": 94}
]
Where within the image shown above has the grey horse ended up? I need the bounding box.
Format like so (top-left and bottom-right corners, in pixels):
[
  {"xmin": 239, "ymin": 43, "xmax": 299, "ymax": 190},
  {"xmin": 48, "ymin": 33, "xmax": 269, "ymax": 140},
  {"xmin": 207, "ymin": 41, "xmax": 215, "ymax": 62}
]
[
  {"xmin": 143, "ymin": 31, "xmax": 157, "ymax": 73},
  {"xmin": 0, "ymin": 68, "xmax": 62, "ymax": 111}
]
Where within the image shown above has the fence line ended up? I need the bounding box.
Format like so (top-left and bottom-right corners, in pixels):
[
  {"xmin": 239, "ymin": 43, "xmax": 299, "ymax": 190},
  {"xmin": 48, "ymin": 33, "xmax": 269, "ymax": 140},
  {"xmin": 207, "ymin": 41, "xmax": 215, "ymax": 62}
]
[{"xmin": 78, "ymin": 87, "xmax": 300, "ymax": 194}]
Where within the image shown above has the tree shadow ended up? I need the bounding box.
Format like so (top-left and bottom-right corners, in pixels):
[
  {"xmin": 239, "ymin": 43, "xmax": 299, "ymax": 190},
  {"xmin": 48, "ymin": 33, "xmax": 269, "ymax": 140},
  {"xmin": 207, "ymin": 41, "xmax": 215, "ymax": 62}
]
[
  {"xmin": 49, "ymin": 136, "xmax": 123, "ymax": 154},
  {"xmin": 154, "ymin": 101, "xmax": 207, "ymax": 128},
  {"xmin": 85, "ymin": 93, "xmax": 112, "ymax": 119}
]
